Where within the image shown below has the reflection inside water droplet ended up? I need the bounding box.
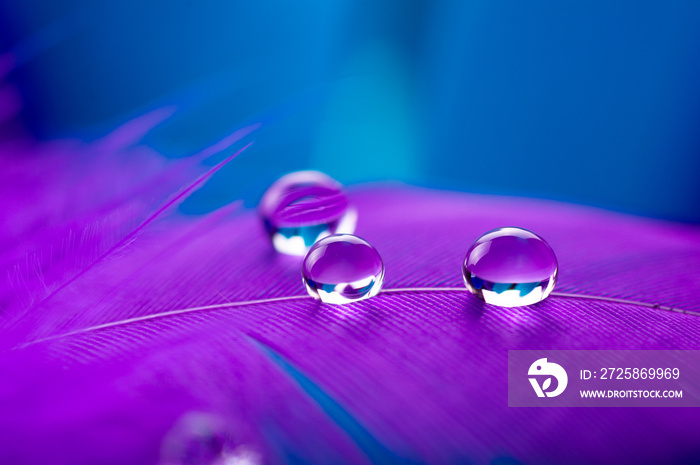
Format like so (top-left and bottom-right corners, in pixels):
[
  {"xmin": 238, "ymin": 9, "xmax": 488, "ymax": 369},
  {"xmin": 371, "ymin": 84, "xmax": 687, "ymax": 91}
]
[
  {"xmin": 302, "ymin": 234, "xmax": 384, "ymax": 305},
  {"xmin": 259, "ymin": 171, "xmax": 356, "ymax": 256},
  {"xmin": 462, "ymin": 227, "xmax": 558, "ymax": 307}
]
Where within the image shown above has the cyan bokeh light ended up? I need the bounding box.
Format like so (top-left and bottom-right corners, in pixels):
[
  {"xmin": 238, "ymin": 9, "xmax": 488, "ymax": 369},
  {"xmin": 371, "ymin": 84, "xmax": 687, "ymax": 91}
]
[{"xmin": 1, "ymin": 0, "xmax": 699, "ymax": 222}]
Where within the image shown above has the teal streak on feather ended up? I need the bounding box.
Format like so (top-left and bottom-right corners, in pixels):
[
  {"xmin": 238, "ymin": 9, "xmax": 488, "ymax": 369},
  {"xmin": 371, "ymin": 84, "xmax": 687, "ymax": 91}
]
[{"xmin": 248, "ymin": 336, "xmax": 416, "ymax": 465}]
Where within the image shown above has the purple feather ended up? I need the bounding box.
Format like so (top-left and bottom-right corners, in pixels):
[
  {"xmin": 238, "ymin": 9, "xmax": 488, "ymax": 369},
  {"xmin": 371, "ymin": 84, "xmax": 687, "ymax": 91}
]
[{"xmin": 1, "ymin": 63, "xmax": 700, "ymax": 464}]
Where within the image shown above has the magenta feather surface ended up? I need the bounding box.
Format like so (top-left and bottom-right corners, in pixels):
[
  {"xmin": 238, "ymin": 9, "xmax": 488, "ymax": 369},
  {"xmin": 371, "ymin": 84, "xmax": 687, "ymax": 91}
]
[{"xmin": 1, "ymin": 68, "xmax": 700, "ymax": 464}]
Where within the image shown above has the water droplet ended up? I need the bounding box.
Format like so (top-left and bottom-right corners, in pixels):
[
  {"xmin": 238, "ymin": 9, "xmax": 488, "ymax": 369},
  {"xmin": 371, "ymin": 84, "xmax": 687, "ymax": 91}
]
[
  {"xmin": 160, "ymin": 413, "xmax": 261, "ymax": 465},
  {"xmin": 302, "ymin": 234, "xmax": 384, "ymax": 304},
  {"xmin": 462, "ymin": 227, "xmax": 558, "ymax": 307},
  {"xmin": 160, "ymin": 412, "xmax": 229, "ymax": 465},
  {"xmin": 259, "ymin": 171, "xmax": 356, "ymax": 255}
]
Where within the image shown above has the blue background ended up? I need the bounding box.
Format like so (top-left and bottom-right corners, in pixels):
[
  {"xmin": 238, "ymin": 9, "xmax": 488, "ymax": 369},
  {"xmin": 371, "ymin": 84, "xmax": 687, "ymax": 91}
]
[{"xmin": 1, "ymin": 0, "xmax": 699, "ymax": 222}]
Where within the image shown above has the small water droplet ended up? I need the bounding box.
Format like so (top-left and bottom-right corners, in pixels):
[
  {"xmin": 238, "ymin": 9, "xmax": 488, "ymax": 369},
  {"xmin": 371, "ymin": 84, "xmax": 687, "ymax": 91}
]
[
  {"xmin": 259, "ymin": 171, "xmax": 356, "ymax": 255},
  {"xmin": 302, "ymin": 234, "xmax": 384, "ymax": 304},
  {"xmin": 462, "ymin": 227, "xmax": 558, "ymax": 307},
  {"xmin": 160, "ymin": 412, "xmax": 229, "ymax": 465}
]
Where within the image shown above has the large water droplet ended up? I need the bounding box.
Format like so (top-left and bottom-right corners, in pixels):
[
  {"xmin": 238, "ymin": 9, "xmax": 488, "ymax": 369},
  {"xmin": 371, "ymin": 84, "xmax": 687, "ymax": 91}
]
[
  {"xmin": 302, "ymin": 234, "xmax": 384, "ymax": 304},
  {"xmin": 259, "ymin": 171, "xmax": 356, "ymax": 255},
  {"xmin": 462, "ymin": 227, "xmax": 558, "ymax": 307}
]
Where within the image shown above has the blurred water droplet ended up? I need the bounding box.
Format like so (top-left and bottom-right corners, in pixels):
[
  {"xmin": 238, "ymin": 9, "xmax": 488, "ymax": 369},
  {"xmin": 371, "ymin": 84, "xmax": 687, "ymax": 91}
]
[
  {"xmin": 259, "ymin": 171, "xmax": 356, "ymax": 256},
  {"xmin": 160, "ymin": 412, "xmax": 260, "ymax": 465}
]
